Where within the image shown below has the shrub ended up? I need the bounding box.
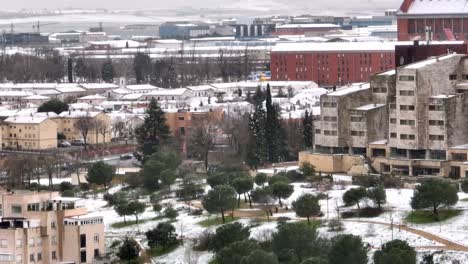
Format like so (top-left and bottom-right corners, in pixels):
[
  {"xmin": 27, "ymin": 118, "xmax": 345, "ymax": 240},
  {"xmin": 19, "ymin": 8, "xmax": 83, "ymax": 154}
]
[
  {"xmin": 461, "ymin": 179, "xmax": 468, "ymax": 193},
  {"xmin": 153, "ymin": 203, "xmax": 163, "ymax": 212},
  {"xmin": 189, "ymin": 208, "xmax": 204, "ymax": 216},
  {"xmin": 328, "ymin": 219, "xmax": 344, "ymax": 232},
  {"xmin": 193, "ymin": 230, "xmax": 215, "ymax": 251},
  {"xmin": 59, "ymin": 182, "xmax": 74, "ymax": 192},
  {"xmin": 61, "ymin": 189, "xmax": 75, "ymax": 197},
  {"xmin": 287, "ymin": 170, "xmax": 305, "ymax": 182},
  {"xmin": 164, "ymin": 206, "xmax": 179, "ymax": 219}
]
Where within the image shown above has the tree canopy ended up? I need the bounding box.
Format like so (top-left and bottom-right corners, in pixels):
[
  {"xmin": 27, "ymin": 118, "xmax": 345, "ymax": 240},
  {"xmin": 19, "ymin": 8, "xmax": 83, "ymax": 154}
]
[
  {"xmin": 140, "ymin": 150, "xmax": 181, "ymax": 190},
  {"xmin": 292, "ymin": 194, "xmax": 321, "ymax": 225},
  {"xmin": 202, "ymin": 185, "xmax": 237, "ymax": 223},
  {"xmin": 212, "ymin": 222, "xmax": 250, "ymax": 252},
  {"xmin": 145, "ymin": 222, "xmax": 178, "ymax": 249},
  {"xmin": 328, "ymin": 234, "xmax": 368, "ymax": 264},
  {"xmin": 410, "ymin": 178, "xmax": 458, "ymax": 217},
  {"xmin": 373, "ymin": 239, "xmax": 416, "ymax": 264},
  {"xmin": 342, "ymin": 187, "xmax": 367, "ymax": 210},
  {"xmin": 38, "ymin": 99, "xmax": 69, "ymax": 115},
  {"xmin": 86, "ymin": 161, "xmax": 115, "ymax": 190}
]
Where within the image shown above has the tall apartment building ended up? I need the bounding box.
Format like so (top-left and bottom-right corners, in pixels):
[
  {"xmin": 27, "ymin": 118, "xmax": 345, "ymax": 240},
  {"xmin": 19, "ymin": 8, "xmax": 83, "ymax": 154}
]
[
  {"xmin": 270, "ymin": 42, "xmax": 396, "ymax": 87},
  {"xmin": 0, "ymin": 190, "xmax": 105, "ymax": 264},
  {"xmin": 304, "ymin": 53, "xmax": 468, "ymax": 178},
  {"xmin": 397, "ymin": 0, "xmax": 468, "ymax": 41}
]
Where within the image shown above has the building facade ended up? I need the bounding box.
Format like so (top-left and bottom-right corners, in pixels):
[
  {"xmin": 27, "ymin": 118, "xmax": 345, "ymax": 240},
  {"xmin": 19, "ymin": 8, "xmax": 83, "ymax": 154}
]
[
  {"xmin": 397, "ymin": 0, "xmax": 468, "ymax": 41},
  {"xmin": 1, "ymin": 116, "xmax": 58, "ymax": 150},
  {"xmin": 53, "ymin": 111, "xmax": 112, "ymax": 145},
  {"xmin": 0, "ymin": 190, "xmax": 105, "ymax": 264},
  {"xmin": 270, "ymin": 42, "xmax": 396, "ymax": 87}
]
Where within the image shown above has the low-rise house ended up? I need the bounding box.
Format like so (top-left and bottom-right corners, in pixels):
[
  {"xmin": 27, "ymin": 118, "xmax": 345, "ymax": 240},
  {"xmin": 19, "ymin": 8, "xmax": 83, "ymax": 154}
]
[
  {"xmin": 54, "ymin": 111, "xmax": 112, "ymax": 145},
  {"xmin": 1, "ymin": 115, "xmax": 58, "ymax": 150},
  {"xmin": 77, "ymin": 94, "xmax": 107, "ymax": 106}
]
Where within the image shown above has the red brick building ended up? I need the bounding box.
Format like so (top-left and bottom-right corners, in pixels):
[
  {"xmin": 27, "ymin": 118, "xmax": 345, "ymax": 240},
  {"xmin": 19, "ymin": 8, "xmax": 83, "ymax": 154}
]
[
  {"xmin": 397, "ymin": 0, "xmax": 468, "ymax": 41},
  {"xmin": 270, "ymin": 42, "xmax": 396, "ymax": 87},
  {"xmin": 274, "ymin": 23, "xmax": 340, "ymax": 35}
]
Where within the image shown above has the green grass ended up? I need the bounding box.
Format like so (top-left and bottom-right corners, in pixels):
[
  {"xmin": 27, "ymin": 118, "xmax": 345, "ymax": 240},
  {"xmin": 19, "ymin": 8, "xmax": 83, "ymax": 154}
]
[
  {"xmin": 111, "ymin": 216, "xmax": 164, "ymax": 228},
  {"xmin": 197, "ymin": 216, "xmax": 240, "ymax": 227},
  {"xmin": 147, "ymin": 242, "xmax": 180, "ymax": 257},
  {"xmin": 297, "ymin": 219, "xmax": 322, "ymax": 229},
  {"xmin": 405, "ymin": 209, "xmax": 462, "ymax": 224},
  {"xmin": 460, "ymin": 198, "xmax": 468, "ymax": 202}
]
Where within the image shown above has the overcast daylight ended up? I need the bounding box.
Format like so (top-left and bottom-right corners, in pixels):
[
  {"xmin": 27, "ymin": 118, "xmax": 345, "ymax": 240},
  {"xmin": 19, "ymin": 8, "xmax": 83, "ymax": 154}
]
[{"xmin": 2, "ymin": 0, "xmax": 468, "ymax": 263}]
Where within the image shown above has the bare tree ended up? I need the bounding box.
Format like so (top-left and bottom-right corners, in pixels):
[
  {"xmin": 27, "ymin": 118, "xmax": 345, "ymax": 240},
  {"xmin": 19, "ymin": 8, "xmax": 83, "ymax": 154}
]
[
  {"xmin": 97, "ymin": 119, "xmax": 110, "ymax": 144},
  {"xmin": 74, "ymin": 113, "xmax": 94, "ymax": 150},
  {"xmin": 187, "ymin": 120, "xmax": 216, "ymax": 169}
]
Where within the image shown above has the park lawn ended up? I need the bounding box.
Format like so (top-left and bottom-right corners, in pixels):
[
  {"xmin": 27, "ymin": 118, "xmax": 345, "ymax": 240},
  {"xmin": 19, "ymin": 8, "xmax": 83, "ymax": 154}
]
[
  {"xmin": 405, "ymin": 209, "xmax": 462, "ymax": 224},
  {"xmin": 111, "ymin": 216, "xmax": 164, "ymax": 228},
  {"xmin": 148, "ymin": 242, "xmax": 180, "ymax": 257},
  {"xmin": 297, "ymin": 219, "xmax": 322, "ymax": 229},
  {"xmin": 198, "ymin": 216, "xmax": 240, "ymax": 227}
]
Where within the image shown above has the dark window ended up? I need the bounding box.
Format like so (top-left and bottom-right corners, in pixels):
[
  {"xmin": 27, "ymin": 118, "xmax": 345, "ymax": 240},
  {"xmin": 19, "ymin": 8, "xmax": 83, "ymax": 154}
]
[
  {"xmin": 178, "ymin": 116, "xmax": 184, "ymax": 121},
  {"xmin": 449, "ymin": 74, "xmax": 457, "ymax": 80},
  {"xmin": 80, "ymin": 250, "xmax": 87, "ymax": 263},
  {"xmin": 94, "ymin": 249, "xmax": 100, "ymax": 258},
  {"xmin": 399, "ymin": 75, "xmax": 415, "ymax": 81},
  {"xmin": 80, "ymin": 234, "xmax": 86, "ymax": 248},
  {"xmin": 180, "ymin": 127, "xmax": 185, "ymax": 136}
]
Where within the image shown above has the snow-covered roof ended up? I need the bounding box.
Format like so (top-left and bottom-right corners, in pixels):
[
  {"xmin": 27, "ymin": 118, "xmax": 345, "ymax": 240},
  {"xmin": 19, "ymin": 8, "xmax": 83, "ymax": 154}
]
[
  {"xmin": 430, "ymin": 94, "xmax": 458, "ymax": 99},
  {"xmin": 146, "ymin": 88, "xmax": 190, "ymax": 96},
  {"xmin": 0, "ymin": 91, "xmax": 33, "ymax": 97},
  {"xmin": 187, "ymin": 85, "xmax": 215, "ymax": 91},
  {"xmin": 125, "ymin": 84, "xmax": 159, "ymax": 91},
  {"xmin": 404, "ymin": 54, "xmax": 459, "ymax": 69},
  {"xmin": 353, "ymin": 103, "xmax": 386, "ymax": 111},
  {"xmin": 378, "ymin": 69, "xmax": 396, "ymax": 76},
  {"xmin": 327, "ymin": 83, "xmax": 370, "ymax": 96},
  {"xmin": 276, "ymin": 23, "xmax": 340, "ymax": 29},
  {"xmin": 120, "ymin": 93, "xmax": 144, "ymax": 100},
  {"xmin": 78, "ymin": 94, "xmax": 107, "ymax": 100},
  {"xmin": 58, "ymin": 110, "xmax": 102, "ymax": 118},
  {"xmin": 450, "ymin": 143, "xmax": 468, "ymax": 150},
  {"xmin": 80, "ymin": 83, "xmax": 119, "ymax": 90},
  {"xmin": 112, "ymin": 88, "xmax": 131, "ymax": 94},
  {"xmin": 5, "ymin": 115, "xmax": 49, "ymax": 124},
  {"xmin": 55, "ymin": 86, "xmax": 86, "ymax": 93},
  {"xmin": 23, "ymin": 95, "xmax": 50, "ymax": 100},
  {"xmin": 88, "ymin": 40, "xmax": 145, "ymax": 48},
  {"xmin": 401, "ymin": 0, "xmax": 468, "ymax": 15},
  {"xmin": 370, "ymin": 139, "xmax": 388, "ymax": 145},
  {"xmin": 272, "ymin": 42, "xmax": 398, "ymax": 52}
]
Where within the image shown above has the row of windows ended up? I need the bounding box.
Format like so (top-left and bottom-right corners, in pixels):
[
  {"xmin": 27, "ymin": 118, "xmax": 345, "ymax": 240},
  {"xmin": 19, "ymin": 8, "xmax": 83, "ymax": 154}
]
[
  {"xmin": 429, "ymin": 105, "xmax": 443, "ymax": 111},
  {"xmin": 351, "ymin": 130, "xmax": 365, "ymax": 136},
  {"xmin": 323, "ymin": 102, "xmax": 337, "ymax": 108},
  {"xmin": 400, "ymin": 119, "xmax": 416, "ymax": 126},
  {"xmin": 400, "ymin": 90, "xmax": 415, "ymax": 96},
  {"xmin": 399, "ymin": 75, "xmax": 415, "ymax": 81},
  {"xmin": 400, "ymin": 105, "xmax": 415, "ymax": 111},
  {"xmin": 323, "ymin": 130, "xmax": 337, "ymax": 136},
  {"xmin": 429, "ymin": 134, "xmax": 445, "ymax": 141},
  {"xmin": 400, "ymin": 134, "xmax": 415, "ymax": 140},
  {"xmin": 323, "ymin": 116, "xmax": 337, "ymax": 122},
  {"xmin": 351, "ymin": 116, "xmax": 365, "ymax": 122},
  {"xmin": 372, "ymin": 87, "xmax": 387, "ymax": 93},
  {"xmin": 389, "ymin": 133, "xmax": 445, "ymax": 141}
]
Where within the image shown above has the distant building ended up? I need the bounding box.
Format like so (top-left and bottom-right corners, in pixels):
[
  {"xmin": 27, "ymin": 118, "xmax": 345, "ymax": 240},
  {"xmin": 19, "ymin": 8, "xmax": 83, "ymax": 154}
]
[
  {"xmin": 270, "ymin": 42, "xmax": 396, "ymax": 87},
  {"xmin": 1, "ymin": 115, "xmax": 58, "ymax": 150},
  {"xmin": 395, "ymin": 41, "xmax": 468, "ymax": 67},
  {"xmin": 0, "ymin": 33, "xmax": 49, "ymax": 46},
  {"xmin": 234, "ymin": 24, "xmax": 275, "ymax": 38},
  {"xmin": 274, "ymin": 23, "xmax": 340, "ymax": 36},
  {"xmin": 159, "ymin": 22, "xmax": 211, "ymax": 39},
  {"xmin": 53, "ymin": 111, "xmax": 111, "ymax": 145},
  {"xmin": 397, "ymin": 0, "xmax": 468, "ymax": 40}
]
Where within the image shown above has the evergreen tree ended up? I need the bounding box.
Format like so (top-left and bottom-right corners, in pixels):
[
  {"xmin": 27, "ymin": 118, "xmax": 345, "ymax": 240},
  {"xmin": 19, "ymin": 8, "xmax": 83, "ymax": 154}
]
[
  {"xmin": 74, "ymin": 58, "xmax": 88, "ymax": 81},
  {"xmin": 133, "ymin": 52, "xmax": 151, "ymax": 84},
  {"xmin": 86, "ymin": 161, "xmax": 115, "ymax": 190},
  {"xmin": 265, "ymin": 84, "xmax": 286, "ymax": 162},
  {"xmin": 246, "ymin": 103, "xmax": 267, "ymax": 169},
  {"xmin": 117, "ymin": 238, "xmax": 140, "ymax": 261},
  {"xmin": 373, "ymin": 239, "xmax": 416, "ymax": 264},
  {"xmin": 67, "ymin": 58, "xmax": 73, "ymax": 83},
  {"xmin": 135, "ymin": 98, "xmax": 171, "ymax": 157},
  {"xmin": 302, "ymin": 110, "xmax": 314, "ymax": 148},
  {"xmin": 38, "ymin": 99, "xmax": 69, "ymax": 115},
  {"xmin": 101, "ymin": 59, "xmax": 114, "ymax": 83}
]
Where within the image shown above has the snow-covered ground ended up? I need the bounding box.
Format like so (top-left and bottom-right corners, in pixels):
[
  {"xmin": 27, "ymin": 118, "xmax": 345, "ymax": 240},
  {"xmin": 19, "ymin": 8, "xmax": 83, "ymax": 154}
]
[{"xmin": 81, "ymin": 178, "xmax": 468, "ymax": 263}]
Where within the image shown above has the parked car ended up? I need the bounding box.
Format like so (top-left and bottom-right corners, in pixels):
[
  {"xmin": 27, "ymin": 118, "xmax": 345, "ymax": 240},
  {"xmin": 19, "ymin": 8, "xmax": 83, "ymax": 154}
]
[
  {"xmin": 58, "ymin": 141, "xmax": 71, "ymax": 148},
  {"xmin": 71, "ymin": 139, "xmax": 85, "ymax": 146},
  {"xmin": 120, "ymin": 154, "xmax": 133, "ymax": 160}
]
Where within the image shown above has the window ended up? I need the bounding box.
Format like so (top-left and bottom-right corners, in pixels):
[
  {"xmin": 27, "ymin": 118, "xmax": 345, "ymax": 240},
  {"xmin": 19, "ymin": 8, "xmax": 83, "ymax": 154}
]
[
  {"xmin": 80, "ymin": 250, "xmax": 87, "ymax": 263},
  {"xmin": 390, "ymin": 118, "xmax": 396, "ymax": 124},
  {"xmin": 400, "ymin": 119, "xmax": 415, "ymax": 125},
  {"xmin": 0, "ymin": 240, "xmax": 6, "ymax": 248},
  {"xmin": 429, "ymin": 135, "xmax": 444, "ymax": 141},
  {"xmin": 16, "ymin": 239, "xmax": 22, "ymax": 248},
  {"xmin": 323, "ymin": 102, "xmax": 337, "ymax": 108},
  {"xmin": 390, "ymin": 133, "xmax": 397, "ymax": 138},
  {"xmin": 52, "ymin": 251, "xmax": 57, "ymax": 260},
  {"xmin": 37, "ymin": 253, "xmax": 42, "ymax": 261},
  {"xmin": 400, "ymin": 105, "xmax": 415, "ymax": 111},
  {"xmin": 80, "ymin": 234, "xmax": 86, "ymax": 248},
  {"xmin": 178, "ymin": 116, "xmax": 184, "ymax": 121},
  {"xmin": 36, "ymin": 238, "xmax": 42, "ymax": 246},
  {"xmin": 30, "ymin": 254, "xmax": 35, "ymax": 262},
  {"xmin": 449, "ymin": 74, "xmax": 457, "ymax": 80},
  {"xmin": 27, "ymin": 203, "xmax": 40, "ymax": 211},
  {"xmin": 29, "ymin": 238, "xmax": 34, "ymax": 247},
  {"xmin": 51, "ymin": 236, "xmax": 57, "ymax": 245},
  {"xmin": 351, "ymin": 116, "xmax": 364, "ymax": 122},
  {"xmin": 323, "ymin": 130, "xmax": 337, "ymax": 136},
  {"xmin": 315, "ymin": 129, "xmax": 321, "ymax": 134},
  {"xmin": 400, "ymin": 134, "xmax": 415, "ymax": 140},
  {"xmin": 399, "ymin": 90, "xmax": 415, "ymax": 96},
  {"xmin": 51, "ymin": 221, "xmax": 56, "ymax": 229},
  {"xmin": 429, "ymin": 104, "xmax": 443, "ymax": 111},
  {"xmin": 94, "ymin": 249, "xmax": 100, "ymax": 258},
  {"xmin": 429, "ymin": 120, "xmax": 444, "ymax": 126},
  {"xmin": 399, "ymin": 75, "xmax": 415, "ymax": 81},
  {"xmin": 11, "ymin": 205, "xmax": 22, "ymax": 214},
  {"xmin": 16, "ymin": 255, "xmax": 22, "ymax": 263},
  {"xmin": 94, "ymin": 234, "xmax": 99, "ymax": 243},
  {"xmin": 372, "ymin": 87, "xmax": 387, "ymax": 93},
  {"xmin": 351, "ymin": 130, "xmax": 365, "ymax": 136},
  {"xmin": 323, "ymin": 116, "xmax": 337, "ymax": 122},
  {"xmin": 179, "ymin": 127, "xmax": 185, "ymax": 136}
]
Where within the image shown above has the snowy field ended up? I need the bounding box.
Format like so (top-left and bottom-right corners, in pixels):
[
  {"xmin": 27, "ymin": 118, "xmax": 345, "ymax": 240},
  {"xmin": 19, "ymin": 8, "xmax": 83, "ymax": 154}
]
[{"xmin": 80, "ymin": 178, "xmax": 468, "ymax": 263}]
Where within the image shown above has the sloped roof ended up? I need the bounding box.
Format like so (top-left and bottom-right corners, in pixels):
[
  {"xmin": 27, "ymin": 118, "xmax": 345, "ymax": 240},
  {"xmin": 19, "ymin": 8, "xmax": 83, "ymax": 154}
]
[{"xmin": 400, "ymin": 0, "xmax": 468, "ymax": 15}]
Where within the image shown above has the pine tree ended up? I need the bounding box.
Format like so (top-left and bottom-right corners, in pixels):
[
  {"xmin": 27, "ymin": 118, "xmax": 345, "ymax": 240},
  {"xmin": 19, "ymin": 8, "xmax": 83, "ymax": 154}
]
[
  {"xmin": 101, "ymin": 59, "xmax": 114, "ymax": 83},
  {"xmin": 302, "ymin": 110, "xmax": 314, "ymax": 148},
  {"xmin": 133, "ymin": 52, "xmax": 151, "ymax": 84},
  {"xmin": 135, "ymin": 99, "xmax": 171, "ymax": 157},
  {"xmin": 246, "ymin": 103, "xmax": 267, "ymax": 169},
  {"xmin": 74, "ymin": 58, "xmax": 88, "ymax": 82},
  {"xmin": 265, "ymin": 84, "xmax": 286, "ymax": 163},
  {"xmin": 67, "ymin": 58, "xmax": 73, "ymax": 83}
]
